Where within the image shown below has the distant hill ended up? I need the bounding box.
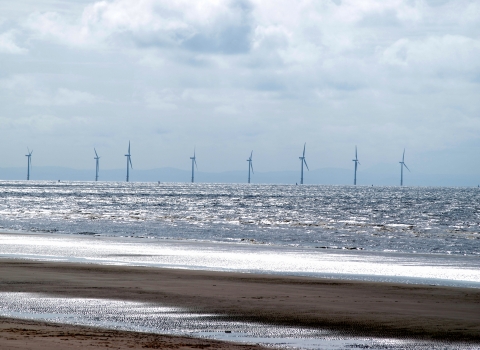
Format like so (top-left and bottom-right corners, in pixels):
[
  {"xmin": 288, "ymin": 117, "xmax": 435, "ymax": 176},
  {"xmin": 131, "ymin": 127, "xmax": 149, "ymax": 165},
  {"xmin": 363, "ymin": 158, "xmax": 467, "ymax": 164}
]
[{"xmin": 0, "ymin": 166, "xmax": 478, "ymax": 187}]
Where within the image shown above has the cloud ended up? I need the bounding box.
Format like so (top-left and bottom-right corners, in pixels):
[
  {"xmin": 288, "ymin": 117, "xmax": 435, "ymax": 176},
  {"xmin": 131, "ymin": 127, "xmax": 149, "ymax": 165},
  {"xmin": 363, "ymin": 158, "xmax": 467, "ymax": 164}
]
[
  {"xmin": 0, "ymin": 0, "xmax": 479, "ymax": 172},
  {"xmin": 381, "ymin": 35, "xmax": 480, "ymax": 74},
  {"xmin": 27, "ymin": 88, "xmax": 100, "ymax": 106},
  {"xmin": 0, "ymin": 30, "xmax": 27, "ymax": 54},
  {"xmin": 25, "ymin": 0, "xmax": 254, "ymax": 54},
  {"xmin": 143, "ymin": 89, "xmax": 178, "ymax": 110},
  {"xmin": 0, "ymin": 76, "xmax": 100, "ymax": 106}
]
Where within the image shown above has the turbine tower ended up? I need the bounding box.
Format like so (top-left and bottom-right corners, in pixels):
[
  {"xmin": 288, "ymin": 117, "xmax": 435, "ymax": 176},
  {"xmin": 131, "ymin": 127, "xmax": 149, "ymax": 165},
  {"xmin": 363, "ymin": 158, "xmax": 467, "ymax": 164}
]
[
  {"xmin": 299, "ymin": 143, "xmax": 309, "ymax": 185},
  {"xmin": 94, "ymin": 148, "xmax": 100, "ymax": 181},
  {"xmin": 247, "ymin": 151, "xmax": 254, "ymax": 184},
  {"xmin": 352, "ymin": 146, "xmax": 360, "ymax": 185},
  {"xmin": 25, "ymin": 148, "xmax": 33, "ymax": 180},
  {"xmin": 125, "ymin": 141, "xmax": 133, "ymax": 182},
  {"xmin": 190, "ymin": 148, "xmax": 197, "ymax": 183},
  {"xmin": 399, "ymin": 148, "xmax": 410, "ymax": 186}
]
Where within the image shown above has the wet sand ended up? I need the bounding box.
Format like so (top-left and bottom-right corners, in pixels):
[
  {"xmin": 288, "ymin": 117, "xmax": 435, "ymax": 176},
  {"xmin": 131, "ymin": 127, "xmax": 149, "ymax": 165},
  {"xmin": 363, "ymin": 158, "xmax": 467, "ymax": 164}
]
[
  {"xmin": 0, "ymin": 258, "xmax": 479, "ymax": 346},
  {"xmin": 0, "ymin": 317, "xmax": 266, "ymax": 349}
]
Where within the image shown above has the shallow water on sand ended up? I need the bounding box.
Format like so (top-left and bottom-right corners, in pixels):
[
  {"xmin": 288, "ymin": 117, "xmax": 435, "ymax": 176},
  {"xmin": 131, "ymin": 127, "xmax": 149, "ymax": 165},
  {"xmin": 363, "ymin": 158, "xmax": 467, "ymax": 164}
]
[
  {"xmin": 0, "ymin": 293, "xmax": 476, "ymax": 350},
  {"xmin": 1, "ymin": 232, "xmax": 479, "ymax": 287},
  {"xmin": 0, "ymin": 182, "xmax": 479, "ymax": 256}
]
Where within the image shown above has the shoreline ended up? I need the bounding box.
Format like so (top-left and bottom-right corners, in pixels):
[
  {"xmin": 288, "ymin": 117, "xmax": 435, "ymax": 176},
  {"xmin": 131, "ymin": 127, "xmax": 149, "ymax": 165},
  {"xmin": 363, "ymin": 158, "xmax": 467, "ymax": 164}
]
[
  {"xmin": 0, "ymin": 258, "xmax": 479, "ymax": 343},
  {"xmin": 1, "ymin": 231, "xmax": 479, "ymax": 289},
  {"xmin": 0, "ymin": 316, "xmax": 267, "ymax": 350}
]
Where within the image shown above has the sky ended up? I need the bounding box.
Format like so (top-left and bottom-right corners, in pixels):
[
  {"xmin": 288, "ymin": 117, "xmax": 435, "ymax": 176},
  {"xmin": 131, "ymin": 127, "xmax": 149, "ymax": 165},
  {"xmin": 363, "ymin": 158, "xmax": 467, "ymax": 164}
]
[{"xmin": 0, "ymin": 0, "xmax": 479, "ymax": 175}]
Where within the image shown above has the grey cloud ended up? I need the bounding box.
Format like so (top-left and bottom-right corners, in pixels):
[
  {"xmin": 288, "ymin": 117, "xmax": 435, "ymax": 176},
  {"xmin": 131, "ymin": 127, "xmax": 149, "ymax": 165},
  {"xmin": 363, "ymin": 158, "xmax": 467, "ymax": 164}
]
[
  {"xmin": 181, "ymin": 0, "xmax": 254, "ymax": 54},
  {"xmin": 425, "ymin": 0, "xmax": 452, "ymax": 7},
  {"xmin": 0, "ymin": 30, "xmax": 27, "ymax": 54},
  {"xmin": 182, "ymin": 23, "xmax": 252, "ymax": 54},
  {"xmin": 358, "ymin": 10, "xmax": 402, "ymax": 28},
  {"xmin": 95, "ymin": 0, "xmax": 255, "ymax": 55}
]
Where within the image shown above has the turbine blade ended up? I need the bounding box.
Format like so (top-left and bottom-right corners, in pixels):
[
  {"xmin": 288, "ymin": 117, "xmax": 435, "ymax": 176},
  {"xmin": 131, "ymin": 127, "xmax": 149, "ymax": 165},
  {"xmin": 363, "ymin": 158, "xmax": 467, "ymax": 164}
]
[
  {"xmin": 195, "ymin": 159, "xmax": 198, "ymax": 169},
  {"xmin": 358, "ymin": 161, "xmax": 361, "ymax": 166},
  {"xmin": 94, "ymin": 148, "xmax": 98, "ymax": 158},
  {"xmin": 402, "ymin": 148, "xmax": 405, "ymax": 162},
  {"xmin": 129, "ymin": 157, "xmax": 133, "ymax": 169},
  {"xmin": 304, "ymin": 158, "xmax": 309, "ymax": 171},
  {"xmin": 404, "ymin": 163, "xmax": 410, "ymax": 172},
  {"xmin": 303, "ymin": 143, "xmax": 306, "ymax": 157},
  {"xmin": 355, "ymin": 146, "xmax": 357, "ymax": 159},
  {"xmin": 128, "ymin": 141, "xmax": 130, "ymax": 154},
  {"xmin": 250, "ymin": 162, "xmax": 254, "ymax": 174}
]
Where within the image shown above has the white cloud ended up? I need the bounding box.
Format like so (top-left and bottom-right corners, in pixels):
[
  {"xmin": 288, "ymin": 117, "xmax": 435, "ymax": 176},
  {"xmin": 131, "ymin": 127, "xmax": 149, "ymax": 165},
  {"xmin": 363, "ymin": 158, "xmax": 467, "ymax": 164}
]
[
  {"xmin": 0, "ymin": 76, "xmax": 100, "ymax": 106},
  {"xmin": 381, "ymin": 35, "xmax": 480, "ymax": 75},
  {"xmin": 0, "ymin": 30, "xmax": 27, "ymax": 54},
  {"xmin": 27, "ymin": 88, "xmax": 100, "ymax": 106},
  {"xmin": 26, "ymin": 0, "xmax": 254, "ymax": 53},
  {"xmin": 143, "ymin": 89, "xmax": 178, "ymax": 110}
]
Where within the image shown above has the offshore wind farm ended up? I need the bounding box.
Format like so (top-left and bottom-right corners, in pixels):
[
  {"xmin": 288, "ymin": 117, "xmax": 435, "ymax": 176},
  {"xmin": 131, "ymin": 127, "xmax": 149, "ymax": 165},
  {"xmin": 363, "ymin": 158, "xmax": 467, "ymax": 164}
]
[
  {"xmin": 11, "ymin": 143, "xmax": 421, "ymax": 186},
  {"xmin": 10, "ymin": 141, "xmax": 480, "ymax": 186},
  {"xmin": 8, "ymin": 142, "xmax": 480, "ymax": 186}
]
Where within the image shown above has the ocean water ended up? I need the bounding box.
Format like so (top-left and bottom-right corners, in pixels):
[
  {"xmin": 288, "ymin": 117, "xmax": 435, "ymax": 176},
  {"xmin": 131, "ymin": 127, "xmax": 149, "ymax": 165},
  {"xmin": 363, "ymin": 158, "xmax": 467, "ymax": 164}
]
[{"xmin": 0, "ymin": 181, "xmax": 479, "ymax": 256}]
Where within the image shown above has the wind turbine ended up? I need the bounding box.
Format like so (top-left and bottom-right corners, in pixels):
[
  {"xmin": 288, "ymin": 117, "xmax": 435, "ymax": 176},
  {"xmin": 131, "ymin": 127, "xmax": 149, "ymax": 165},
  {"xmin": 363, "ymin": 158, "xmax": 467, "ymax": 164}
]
[
  {"xmin": 299, "ymin": 143, "xmax": 309, "ymax": 185},
  {"xmin": 190, "ymin": 148, "xmax": 197, "ymax": 183},
  {"xmin": 399, "ymin": 148, "xmax": 410, "ymax": 186},
  {"xmin": 25, "ymin": 148, "xmax": 33, "ymax": 180},
  {"xmin": 247, "ymin": 151, "xmax": 254, "ymax": 184},
  {"xmin": 125, "ymin": 141, "xmax": 133, "ymax": 182},
  {"xmin": 352, "ymin": 146, "xmax": 360, "ymax": 185},
  {"xmin": 94, "ymin": 148, "xmax": 100, "ymax": 181}
]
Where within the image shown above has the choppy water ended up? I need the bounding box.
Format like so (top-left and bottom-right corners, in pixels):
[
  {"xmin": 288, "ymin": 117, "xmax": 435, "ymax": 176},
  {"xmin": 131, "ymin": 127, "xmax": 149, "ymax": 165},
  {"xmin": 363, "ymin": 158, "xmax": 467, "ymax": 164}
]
[{"xmin": 0, "ymin": 181, "xmax": 479, "ymax": 256}]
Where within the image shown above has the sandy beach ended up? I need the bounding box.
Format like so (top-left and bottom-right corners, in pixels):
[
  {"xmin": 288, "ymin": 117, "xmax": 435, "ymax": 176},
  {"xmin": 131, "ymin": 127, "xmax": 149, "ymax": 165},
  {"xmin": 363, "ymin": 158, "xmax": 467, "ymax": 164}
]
[
  {"xmin": 0, "ymin": 258, "xmax": 479, "ymax": 348},
  {"xmin": 0, "ymin": 316, "xmax": 268, "ymax": 349}
]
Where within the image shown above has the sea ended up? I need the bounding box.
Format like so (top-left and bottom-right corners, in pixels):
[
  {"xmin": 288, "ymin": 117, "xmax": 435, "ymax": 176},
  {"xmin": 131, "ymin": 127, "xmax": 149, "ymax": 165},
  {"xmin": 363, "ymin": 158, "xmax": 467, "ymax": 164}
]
[{"xmin": 0, "ymin": 181, "xmax": 479, "ymax": 256}]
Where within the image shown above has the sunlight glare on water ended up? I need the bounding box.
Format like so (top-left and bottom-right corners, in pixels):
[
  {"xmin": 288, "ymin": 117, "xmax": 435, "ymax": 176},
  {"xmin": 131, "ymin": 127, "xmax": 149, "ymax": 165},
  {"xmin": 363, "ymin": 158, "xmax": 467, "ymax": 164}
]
[
  {"xmin": 0, "ymin": 181, "xmax": 479, "ymax": 256},
  {"xmin": 0, "ymin": 293, "xmax": 475, "ymax": 350}
]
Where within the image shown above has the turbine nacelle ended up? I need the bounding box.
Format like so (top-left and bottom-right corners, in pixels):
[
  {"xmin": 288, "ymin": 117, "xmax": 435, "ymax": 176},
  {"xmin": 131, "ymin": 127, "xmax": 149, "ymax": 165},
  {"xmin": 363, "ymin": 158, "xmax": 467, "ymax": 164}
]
[
  {"xmin": 400, "ymin": 161, "xmax": 410, "ymax": 172},
  {"xmin": 299, "ymin": 157, "xmax": 309, "ymax": 171}
]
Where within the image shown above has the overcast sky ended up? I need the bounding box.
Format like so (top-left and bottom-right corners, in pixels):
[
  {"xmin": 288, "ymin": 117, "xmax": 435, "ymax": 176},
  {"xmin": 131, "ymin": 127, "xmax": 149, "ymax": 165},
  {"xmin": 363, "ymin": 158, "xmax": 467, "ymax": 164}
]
[{"xmin": 0, "ymin": 0, "xmax": 479, "ymax": 174}]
